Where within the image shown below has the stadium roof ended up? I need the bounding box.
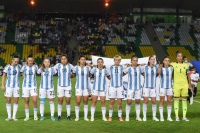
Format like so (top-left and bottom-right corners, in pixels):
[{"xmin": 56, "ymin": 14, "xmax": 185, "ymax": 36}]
[{"xmin": 0, "ymin": 0, "xmax": 200, "ymax": 15}]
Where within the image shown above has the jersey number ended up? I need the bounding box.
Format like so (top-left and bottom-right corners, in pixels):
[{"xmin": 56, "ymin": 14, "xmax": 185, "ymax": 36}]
[{"xmin": 115, "ymin": 69, "xmax": 118, "ymax": 73}]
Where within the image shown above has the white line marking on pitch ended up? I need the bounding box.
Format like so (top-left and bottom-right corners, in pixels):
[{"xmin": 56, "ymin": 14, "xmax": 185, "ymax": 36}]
[{"xmin": 193, "ymin": 100, "xmax": 200, "ymax": 104}]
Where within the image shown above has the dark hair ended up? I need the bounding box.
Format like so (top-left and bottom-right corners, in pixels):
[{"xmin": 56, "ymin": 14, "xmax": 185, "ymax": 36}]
[
  {"xmin": 131, "ymin": 55, "xmax": 138, "ymax": 61},
  {"xmin": 176, "ymin": 51, "xmax": 182, "ymax": 57},
  {"xmin": 12, "ymin": 54, "xmax": 19, "ymax": 59},
  {"xmin": 183, "ymin": 56, "xmax": 186, "ymax": 59},
  {"xmin": 61, "ymin": 54, "xmax": 68, "ymax": 59},
  {"xmin": 162, "ymin": 56, "xmax": 170, "ymax": 67},
  {"xmin": 148, "ymin": 56, "xmax": 154, "ymax": 66},
  {"xmin": 78, "ymin": 55, "xmax": 86, "ymax": 66},
  {"xmin": 27, "ymin": 55, "xmax": 33, "ymax": 59}
]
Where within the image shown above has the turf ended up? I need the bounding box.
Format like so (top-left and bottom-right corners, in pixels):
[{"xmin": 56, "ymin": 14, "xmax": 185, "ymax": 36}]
[{"xmin": 0, "ymin": 76, "xmax": 200, "ymax": 133}]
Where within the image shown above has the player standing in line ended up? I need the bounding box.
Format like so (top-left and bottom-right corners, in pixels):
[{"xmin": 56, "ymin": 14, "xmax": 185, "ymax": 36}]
[
  {"xmin": 20, "ymin": 56, "xmax": 38, "ymax": 121},
  {"xmin": 142, "ymin": 56, "xmax": 159, "ymax": 121},
  {"xmin": 107, "ymin": 55, "xmax": 128, "ymax": 122},
  {"xmin": 72, "ymin": 56, "xmax": 91, "ymax": 121},
  {"xmin": 124, "ymin": 56, "xmax": 143, "ymax": 121},
  {"xmin": 190, "ymin": 67, "xmax": 199, "ymax": 97},
  {"xmin": 37, "ymin": 58, "xmax": 56, "ymax": 121},
  {"xmin": 90, "ymin": 58, "xmax": 110, "ymax": 121},
  {"xmin": 158, "ymin": 56, "xmax": 173, "ymax": 121},
  {"xmin": 54, "ymin": 54, "xmax": 74, "ymax": 121},
  {"xmin": 1, "ymin": 55, "xmax": 21, "ymax": 121},
  {"xmin": 167, "ymin": 51, "xmax": 191, "ymax": 121}
]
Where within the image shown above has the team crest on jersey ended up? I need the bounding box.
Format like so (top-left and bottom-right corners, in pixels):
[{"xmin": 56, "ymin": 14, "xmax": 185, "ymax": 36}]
[
  {"xmin": 128, "ymin": 95, "xmax": 130, "ymax": 98},
  {"xmin": 184, "ymin": 67, "xmax": 185, "ymax": 69}
]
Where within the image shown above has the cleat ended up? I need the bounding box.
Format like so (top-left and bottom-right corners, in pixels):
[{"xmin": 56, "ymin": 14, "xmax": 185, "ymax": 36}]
[
  {"xmin": 51, "ymin": 116, "xmax": 55, "ymax": 121},
  {"xmin": 102, "ymin": 118, "xmax": 107, "ymax": 121},
  {"xmin": 176, "ymin": 117, "xmax": 180, "ymax": 121},
  {"xmin": 118, "ymin": 117, "xmax": 124, "ymax": 121},
  {"xmin": 67, "ymin": 116, "xmax": 72, "ymax": 121},
  {"xmin": 160, "ymin": 117, "xmax": 164, "ymax": 121},
  {"xmin": 167, "ymin": 117, "xmax": 173, "ymax": 121},
  {"xmin": 143, "ymin": 117, "xmax": 147, "ymax": 121},
  {"xmin": 57, "ymin": 116, "xmax": 61, "ymax": 121},
  {"xmin": 5, "ymin": 118, "xmax": 12, "ymax": 121},
  {"xmin": 183, "ymin": 117, "xmax": 189, "ymax": 121},
  {"xmin": 136, "ymin": 117, "xmax": 142, "ymax": 121},
  {"xmin": 13, "ymin": 118, "xmax": 18, "ymax": 121},
  {"xmin": 125, "ymin": 117, "xmax": 129, "ymax": 121},
  {"xmin": 75, "ymin": 117, "xmax": 79, "ymax": 121},
  {"xmin": 153, "ymin": 117, "xmax": 159, "ymax": 121},
  {"xmin": 90, "ymin": 117, "xmax": 94, "ymax": 121},
  {"xmin": 108, "ymin": 117, "xmax": 112, "ymax": 122},
  {"xmin": 84, "ymin": 117, "xmax": 89, "ymax": 121},
  {"xmin": 40, "ymin": 116, "xmax": 44, "ymax": 121},
  {"xmin": 34, "ymin": 116, "xmax": 38, "ymax": 121},
  {"xmin": 24, "ymin": 117, "xmax": 29, "ymax": 121}
]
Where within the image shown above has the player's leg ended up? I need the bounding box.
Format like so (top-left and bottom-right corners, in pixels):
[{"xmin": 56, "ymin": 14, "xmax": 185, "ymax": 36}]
[
  {"xmin": 173, "ymin": 86, "xmax": 181, "ymax": 121},
  {"xmin": 5, "ymin": 97, "xmax": 12, "ymax": 121},
  {"xmin": 166, "ymin": 90, "xmax": 173, "ymax": 121},
  {"xmin": 31, "ymin": 88, "xmax": 38, "ymax": 120},
  {"xmin": 125, "ymin": 90, "xmax": 133, "ymax": 121},
  {"xmin": 83, "ymin": 89, "xmax": 89, "ymax": 121},
  {"xmin": 108, "ymin": 87, "xmax": 117, "ymax": 121},
  {"xmin": 65, "ymin": 89, "xmax": 72, "ymax": 120},
  {"xmin": 90, "ymin": 91, "xmax": 98, "ymax": 121},
  {"xmin": 182, "ymin": 88, "xmax": 189, "ymax": 121},
  {"xmin": 49, "ymin": 98, "xmax": 55, "ymax": 121},
  {"xmin": 142, "ymin": 88, "xmax": 149, "ymax": 121},
  {"xmin": 23, "ymin": 88, "xmax": 30, "ymax": 121},
  {"xmin": 117, "ymin": 86, "xmax": 124, "ymax": 121},
  {"xmin": 135, "ymin": 90, "xmax": 142, "ymax": 121},
  {"xmin": 75, "ymin": 89, "xmax": 82, "ymax": 121},
  {"xmin": 39, "ymin": 89, "xmax": 46, "ymax": 121},
  {"xmin": 5, "ymin": 87, "xmax": 12, "ymax": 121},
  {"xmin": 12, "ymin": 88, "xmax": 19, "ymax": 121},
  {"xmin": 100, "ymin": 94, "xmax": 107, "ymax": 121},
  {"xmin": 150, "ymin": 88, "xmax": 158, "ymax": 121},
  {"xmin": 159, "ymin": 89, "xmax": 166, "ymax": 121},
  {"xmin": 57, "ymin": 87, "xmax": 64, "ymax": 120}
]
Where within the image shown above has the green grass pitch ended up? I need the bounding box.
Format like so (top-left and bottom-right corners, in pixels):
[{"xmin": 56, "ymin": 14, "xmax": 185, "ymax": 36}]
[{"xmin": 0, "ymin": 76, "xmax": 200, "ymax": 133}]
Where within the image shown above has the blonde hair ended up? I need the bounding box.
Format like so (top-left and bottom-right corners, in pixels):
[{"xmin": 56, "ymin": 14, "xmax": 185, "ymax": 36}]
[{"xmin": 114, "ymin": 55, "xmax": 121, "ymax": 60}]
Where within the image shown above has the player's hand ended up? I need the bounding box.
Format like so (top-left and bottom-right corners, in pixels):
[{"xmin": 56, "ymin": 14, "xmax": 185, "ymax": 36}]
[
  {"xmin": 189, "ymin": 85, "xmax": 192, "ymax": 90},
  {"xmin": 1, "ymin": 86, "xmax": 5, "ymax": 91}
]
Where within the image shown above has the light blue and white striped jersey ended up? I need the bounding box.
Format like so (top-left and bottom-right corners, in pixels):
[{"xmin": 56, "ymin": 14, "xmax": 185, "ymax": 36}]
[
  {"xmin": 107, "ymin": 65, "xmax": 126, "ymax": 87},
  {"xmin": 143, "ymin": 65, "xmax": 158, "ymax": 88},
  {"xmin": 3, "ymin": 64, "xmax": 21, "ymax": 88},
  {"xmin": 124, "ymin": 66, "xmax": 143, "ymax": 90},
  {"xmin": 160, "ymin": 66, "xmax": 173, "ymax": 89},
  {"xmin": 20, "ymin": 65, "xmax": 38, "ymax": 88},
  {"xmin": 73, "ymin": 66, "xmax": 91, "ymax": 89},
  {"xmin": 54, "ymin": 63, "xmax": 74, "ymax": 87},
  {"xmin": 37, "ymin": 67, "xmax": 55, "ymax": 89},
  {"xmin": 90, "ymin": 68, "xmax": 110, "ymax": 91}
]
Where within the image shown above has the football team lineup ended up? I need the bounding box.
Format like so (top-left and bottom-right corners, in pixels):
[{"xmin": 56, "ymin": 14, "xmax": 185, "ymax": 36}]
[{"xmin": 1, "ymin": 50, "xmax": 197, "ymax": 125}]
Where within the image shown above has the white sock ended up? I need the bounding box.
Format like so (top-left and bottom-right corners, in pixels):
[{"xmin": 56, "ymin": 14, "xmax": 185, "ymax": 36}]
[
  {"xmin": 126, "ymin": 104, "xmax": 131, "ymax": 118},
  {"xmin": 152, "ymin": 104, "xmax": 157, "ymax": 117},
  {"xmin": 84, "ymin": 105, "xmax": 88, "ymax": 118},
  {"xmin": 34, "ymin": 108, "xmax": 38, "ymax": 117},
  {"xmin": 167, "ymin": 106, "xmax": 172, "ymax": 118},
  {"xmin": 58, "ymin": 104, "xmax": 62, "ymax": 117},
  {"xmin": 66, "ymin": 105, "xmax": 71, "ymax": 117},
  {"xmin": 143, "ymin": 104, "xmax": 147, "ymax": 118},
  {"xmin": 13, "ymin": 103, "xmax": 18, "ymax": 118},
  {"xmin": 135, "ymin": 104, "xmax": 140, "ymax": 118},
  {"xmin": 109, "ymin": 109, "xmax": 113, "ymax": 117},
  {"xmin": 101, "ymin": 107, "xmax": 106, "ymax": 119},
  {"xmin": 75, "ymin": 106, "xmax": 80, "ymax": 118},
  {"xmin": 49, "ymin": 101, "xmax": 54, "ymax": 116},
  {"xmin": 25, "ymin": 109, "xmax": 29, "ymax": 118},
  {"xmin": 118, "ymin": 109, "xmax": 122, "ymax": 117},
  {"xmin": 6, "ymin": 103, "xmax": 11, "ymax": 118},
  {"xmin": 91, "ymin": 106, "xmax": 95, "ymax": 118},
  {"xmin": 159, "ymin": 106, "xmax": 163, "ymax": 118},
  {"xmin": 40, "ymin": 101, "xmax": 45, "ymax": 117}
]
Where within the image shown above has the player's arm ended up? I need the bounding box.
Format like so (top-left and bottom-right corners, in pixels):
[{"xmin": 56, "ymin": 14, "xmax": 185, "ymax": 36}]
[
  {"xmin": 157, "ymin": 64, "xmax": 163, "ymax": 74},
  {"xmin": 187, "ymin": 72, "xmax": 192, "ymax": 90},
  {"xmin": 1, "ymin": 72, "xmax": 6, "ymax": 91}
]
